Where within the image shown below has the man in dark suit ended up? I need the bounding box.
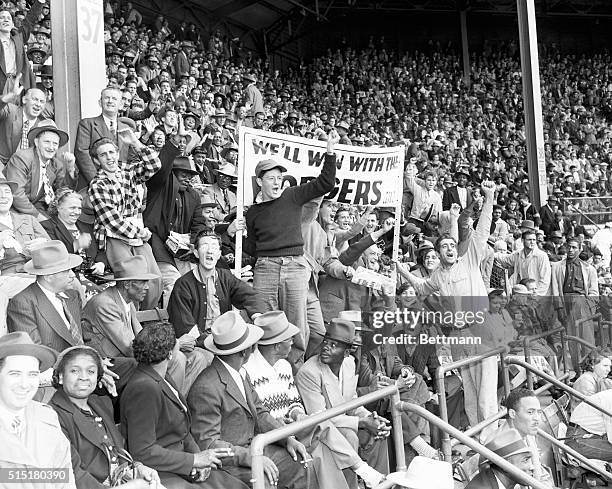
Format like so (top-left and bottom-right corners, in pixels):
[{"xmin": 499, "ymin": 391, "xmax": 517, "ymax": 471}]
[
  {"xmin": 174, "ymin": 41, "xmax": 193, "ymax": 83},
  {"xmin": 188, "ymin": 311, "xmax": 310, "ymax": 489},
  {"xmin": 144, "ymin": 135, "xmax": 205, "ymax": 306},
  {"xmin": 442, "ymin": 169, "xmax": 472, "ymax": 210},
  {"xmin": 4, "ymin": 121, "xmax": 77, "ymax": 219},
  {"xmin": 539, "ymin": 195, "xmax": 558, "ymax": 237},
  {"xmin": 0, "ymin": 0, "xmax": 43, "ymax": 95},
  {"xmin": 73, "ymin": 87, "xmax": 135, "ymax": 190},
  {"xmin": 466, "ymin": 429, "xmax": 535, "ymax": 489},
  {"xmin": 0, "ymin": 79, "xmax": 46, "ymax": 166},
  {"xmin": 7, "ymin": 241, "xmax": 132, "ymax": 393}
]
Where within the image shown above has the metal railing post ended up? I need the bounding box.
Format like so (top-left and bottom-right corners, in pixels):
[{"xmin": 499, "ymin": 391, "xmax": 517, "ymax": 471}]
[
  {"xmin": 250, "ymin": 385, "xmax": 401, "ymax": 489},
  {"xmin": 390, "ymin": 390, "xmax": 406, "ymax": 472},
  {"xmin": 521, "ymin": 326, "xmax": 565, "ymax": 390},
  {"xmin": 395, "ymin": 402, "xmax": 551, "ymax": 489},
  {"xmin": 500, "ymin": 351, "xmax": 511, "ymax": 399},
  {"xmin": 435, "ymin": 346, "xmax": 507, "ymax": 461}
]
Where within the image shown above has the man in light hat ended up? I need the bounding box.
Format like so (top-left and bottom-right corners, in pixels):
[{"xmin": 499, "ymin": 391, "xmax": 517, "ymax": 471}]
[
  {"xmin": 243, "ymin": 310, "xmax": 386, "ymax": 489},
  {"xmin": 0, "ymin": 75, "xmax": 47, "ymax": 165},
  {"xmin": 88, "ymin": 129, "xmax": 163, "ymax": 310},
  {"xmin": 188, "ymin": 311, "xmax": 310, "ymax": 489},
  {"xmin": 144, "ymin": 134, "xmax": 207, "ymax": 305},
  {"xmin": 0, "ymin": 331, "xmax": 78, "ymax": 488},
  {"xmin": 5, "ymin": 119, "xmax": 76, "ymax": 219},
  {"xmin": 245, "ymin": 130, "xmax": 339, "ymax": 367},
  {"xmin": 385, "ymin": 456, "xmax": 453, "ymax": 489},
  {"xmin": 243, "ymin": 72, "xmax": 263, "ymax": 118},
  {"xmin": 202, "ymin": 161, "xmax": 237, "ymax": 219},
  {"xmin": 466, "ymin": 429, "xmax": 534, "ymax": 489},
  {"xmin": 174, "ymin": 40, "xmax": 193, "ymax": 83},
  {"xmin": 297, "ymin": 318, "xmax": 390, "ymax": 477}
]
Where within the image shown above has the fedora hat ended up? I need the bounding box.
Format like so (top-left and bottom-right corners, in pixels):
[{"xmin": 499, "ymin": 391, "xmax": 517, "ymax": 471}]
[
  {"xmin": 242, "ymin": 73, "xmax": 257, "ymax": 83},
  {"xmin": 40, "ymin": 65, "xmax": 53, "ymax": 78},
  {"xmin": 172, "ymin": 156, "xmax": 198, "ymax": 175},
  {"xmin": 386, "ymin": 457, "xmax": 453, "ymax": 489},
  {"xmin": 204, "ymin": 311, "xmax": 264, "ymax": 355},
  {"xmin": 520, "ymin": 219, "xmax": 536, "ymax": 232},
  {"xmin": 255, "ymin": 311, "xmax": 300, "ymax": 345},
  {"xmin": 28, "ymin": 120, "xmax": 69, "ymax": 147},
  {"xmin": 324, "ymin": 318, "xmax": 355, "ymax": 346},
  {"xmin": 220, "ymin": 143, "xmax": 238, "ymax": 159},
  {"xmin": 0, "ymin": 332, "xmax": 57, "ymax": 371},
  {"xmin": 110, "ymin": 256, "xmax": 159, "ymax": 281},
  {"xmin": 479, "ymin": 428, "xmax": 532, "ymax": 467},
  {"xmin": 214, "ymin": 162, "xmax": 237, "ymax": 178},
  {"xmin": 335, "ymin": 120, "xmax": 350, "ymax": 132},
  {"xmin": 24, "ymin": 240, "xmax": 82, "ymax": 275},
  {"xmin": 0, "ymin": 176, "xmax": 18, "ymax": 193},
  {"xmin": 201, "ymin": 194, "xmax": 220, "ymax": 208},
  {"xmin": 214, "ymin": 108, "xmax": 226, "ymax": 117}
]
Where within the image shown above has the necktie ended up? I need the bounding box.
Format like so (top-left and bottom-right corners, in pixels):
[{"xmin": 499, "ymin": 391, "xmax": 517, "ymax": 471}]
[
  {"xmin": 222, "ymin": 189, "xmax": 229, "ymax": 212},
  {"xmin": 21, "ymin": 119, "xmax": 30, "ymax": 150},
  {"xmin": 10, "ymin": 415, "xmax": 23, "ymax": 439},
  {"xmin": 40, "ymin": 160, "xmax": 55, "ymax": 205},
  {"xmin": 57, "ymin": 294, "xmax": 83, "ymax": 345},
  {"xmin": 109, "ymin": 119, "xmax": 117, "ymax": 140}
]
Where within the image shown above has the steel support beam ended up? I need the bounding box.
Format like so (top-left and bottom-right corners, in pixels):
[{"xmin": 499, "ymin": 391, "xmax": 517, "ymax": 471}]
[
  {"xmin": 459, "ymin": 10, "xmax": 470, "ymax": 87},
  {"xmin": 517, "ymin": 0, "xmax": 547, "ymax": 208}
]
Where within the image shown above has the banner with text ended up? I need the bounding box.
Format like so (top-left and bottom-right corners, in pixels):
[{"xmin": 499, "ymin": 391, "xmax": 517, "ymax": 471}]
[{"xmin": 237, "ymin": 128, "xmax": 404, "ymax": 206}]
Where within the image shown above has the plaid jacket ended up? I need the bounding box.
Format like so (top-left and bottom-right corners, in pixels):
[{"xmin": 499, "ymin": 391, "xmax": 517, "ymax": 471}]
[{"xmin": 89, "ymin": 146, "xmax": 161, "ymax": 250}]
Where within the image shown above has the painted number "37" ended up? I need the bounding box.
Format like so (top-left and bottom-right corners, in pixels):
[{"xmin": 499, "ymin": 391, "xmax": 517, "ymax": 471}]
[{"xmin": 79, "ymin": 4, "xmax": 102, "ymax": 44}]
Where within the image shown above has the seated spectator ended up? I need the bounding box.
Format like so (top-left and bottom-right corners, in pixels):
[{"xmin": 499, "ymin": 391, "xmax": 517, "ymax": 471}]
[
  {"xmin": 572, "ymin": 348, "xmax": 612, "ymax": 409},
  {"xmin": 242, "ymin": 311, "xmax": 385, "ymax": 488},
  {"xmin": 88, "ymin": 131, "xmax": 162, "ymax": 310},
  {"xmin": 5, "ymin": 120, "xmax": 77, "ymax": 219},
  {"xmin": 0, "ymin": 332, "xmax": 76, "ymax": 487},
  {"xmin": 0, "ymin": 79, "xmax": 46, "ymax": 166},
  {"xmin": 188, "ymin": 311, "xmax": 310, "ymax": 489},
  {"xmin": 168, "ymin": 231, "xmax": 263, "ymax": 349},
  {"xmin": 296, "ymin": 319, "xmax": 390, "ymax": 476},
  {"xmin": 120, "ymin": 321, "xmax": 248, "ymax": 488},
  {"xmin": 49, "ymin": 345, "xmax": 160, "ymax": 488},
  {"xmin": 466, "ymin": 429, "xmax": 535, "ymax": 489},
  {"xmin": 202, "ymin": 162, "xmax": 237, "ymax": 220},
  {"xmin": 41, "ymin": 188, "xmax": 108, "ymax": 293},
  {"xmin": 567, "ymin": 390, "xmax": 612, "ymax": 462}
]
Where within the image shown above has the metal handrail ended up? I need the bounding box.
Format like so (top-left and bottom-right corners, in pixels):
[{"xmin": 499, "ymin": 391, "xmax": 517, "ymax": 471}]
[
  {"xmin": 504, "ymin": 358, "xmax": 612, "ymax": 418},
  {"xmin": 435, "ymin": 346, "xmax": 508, "ymax": 461},
  {"xmin": 450, "ymin": 370, "xmax": 571, "ymax": 448},
  {"xmin": 537, "ymin": 428, "xmax": 612, "ymax": 482},
  {"xmin": 576, "ymin": 313, "xmax": 605, "ymax": 346},
  {"xmin": 378, "ymin": 402, "xmax": 551, "ymax": 489},
  {"xmin": 250, "ymin": 385, "xmax": 405, "ymax": 489}
]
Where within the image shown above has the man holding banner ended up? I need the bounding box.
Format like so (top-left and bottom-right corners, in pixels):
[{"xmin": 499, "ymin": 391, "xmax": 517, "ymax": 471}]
[{"xmin": 244, "ymin": 130, "xmax": 340, "ymax": 367}]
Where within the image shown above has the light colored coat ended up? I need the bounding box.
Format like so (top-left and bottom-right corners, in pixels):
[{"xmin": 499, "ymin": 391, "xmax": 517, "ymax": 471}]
[
  {"xmin": 548, "ymin": 257, "xmax": 598, "ymax": 309},
  {"xmin": 0, "ymin": 401, "xmax": 76, "ymax": 489},
  {"xmin": 296, "ymin": 355, "xmax": 369, "ymax": 432}
]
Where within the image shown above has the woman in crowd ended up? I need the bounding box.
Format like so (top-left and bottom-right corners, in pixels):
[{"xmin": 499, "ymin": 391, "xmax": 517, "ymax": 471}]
[
  {"xmin": 572, "ymin": 348, "xmax": 612, "ymax": 408},
  {"xmin": 411, "ymin": 243, "xmax": 439, "ymax": 279},
  {"xmin": 120, "ymin": 321, "xmax": 249, "ymax": 489},
  {"xmin": 49, "ymin": 346, "xmax": 160, "ymax": 488}
]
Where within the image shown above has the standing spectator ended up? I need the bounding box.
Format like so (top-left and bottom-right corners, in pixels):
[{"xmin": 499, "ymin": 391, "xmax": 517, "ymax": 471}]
[
  {"xmin": 174, "ymin": 41, "xmax": 193, "ymax": 83},
  {"xmin": 549, "ymin": 237, "xmax": 599, "ymax": 371},
  {"xmin": 442, "ymin": 169, "xmax": 471, "ymax": 210},
  {"xmin": 5, "ymin": 120, "xmax": 77, "ymax": 219},
  {"xmin": 245, "ymin": 130, "xmax": 339, "ymax": 365},
  {"xmin": 88, "ymin": 130, "xmax": 162, "ymax": 310},
  {"xmin": 242, "ymin": 73, "xmax": 263, "ymax": 119},
  {"xmin": 494, "ymin": 229, "xmax": 552, "ymax": 296},
  {"xmin": 0, "ymin": 77, "xmax": 46, "ymax": 166},
  {"xmin": 404, "ymin": 164, "xmax": 443, "ymax": 220},
  {"xmin": 0, "ymin": 0, "xmax": 44, "ymax": 95},
  {"xmin": 74, "ymin": 87, "xmax": 135, "ymax": 190}
]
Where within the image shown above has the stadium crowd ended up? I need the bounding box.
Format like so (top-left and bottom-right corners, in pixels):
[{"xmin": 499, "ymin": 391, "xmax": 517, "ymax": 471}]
[{"xmin": 1, "ymin": 0, "xmax": 612, "ymax": 488}]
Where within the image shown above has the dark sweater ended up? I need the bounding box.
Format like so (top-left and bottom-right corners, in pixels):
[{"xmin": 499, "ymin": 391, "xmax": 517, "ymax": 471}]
[
  {"xmin": 167, "ymin": 267, "xmax": 265, "ymax": 345},
  {"xmin": 245, "ymin": 153, "xmax": 337, "ymax": 257}
]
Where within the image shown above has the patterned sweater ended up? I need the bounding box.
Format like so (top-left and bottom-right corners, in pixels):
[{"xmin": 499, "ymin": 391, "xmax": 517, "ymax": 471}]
[{"xmin": 241, "ymin": 349, "xmax": 304, "ymax": 421}]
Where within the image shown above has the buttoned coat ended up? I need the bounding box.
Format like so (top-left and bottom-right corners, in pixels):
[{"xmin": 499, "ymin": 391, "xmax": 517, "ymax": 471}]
[
  {"xmin": 7, "ymin": 283, "xmax": 82, "ymax": 353},
  {"xmin": 549, "ymin": 257, "xmax": 599, "ymax": 311},
  {"xmin": 49, "ymin": 390, "xmax": 123, "ymax": 488},
  {"xmin": 0, "ymin": 100, "xmax": 44, "ymax": 165}
]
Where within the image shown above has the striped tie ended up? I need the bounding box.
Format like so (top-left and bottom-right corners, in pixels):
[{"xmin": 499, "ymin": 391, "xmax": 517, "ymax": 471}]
[
  {"xmin": 21, "ymin": 119, "xmax": 30, "ymax": 150},
  {"xmin": 57, "ymin": 294, "xmax": 83, "ymax": 344}
]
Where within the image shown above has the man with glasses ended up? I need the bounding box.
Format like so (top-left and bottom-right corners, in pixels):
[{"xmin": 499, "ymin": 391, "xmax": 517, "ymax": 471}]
[{"xmin": 245, "ymin": 130, "xmax": 339, "ymax": 367}]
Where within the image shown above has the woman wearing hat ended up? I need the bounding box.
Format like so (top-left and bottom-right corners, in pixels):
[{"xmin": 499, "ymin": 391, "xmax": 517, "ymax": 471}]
[
  {"xmin": 48, "ymin": 346, "xmax": 160, "ymax": 488},
  {"xmin": 121, "ymin": 321, "xmax": 249, "ymax": 489},
  {"xmin": 411, "ymin": 242, "xmax": 439, "ymax": 279}
]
